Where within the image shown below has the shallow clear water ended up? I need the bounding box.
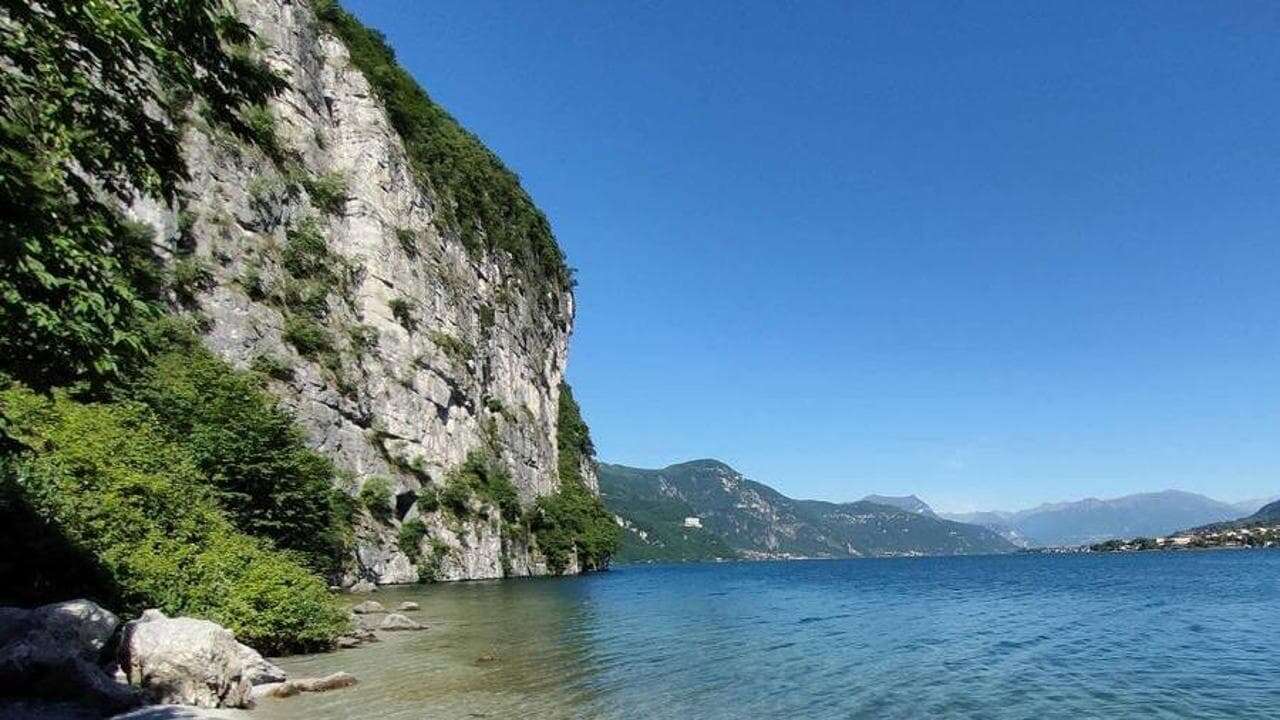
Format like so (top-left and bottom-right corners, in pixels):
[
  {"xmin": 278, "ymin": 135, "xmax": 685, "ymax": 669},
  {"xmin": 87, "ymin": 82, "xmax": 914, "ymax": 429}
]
[{"xmin": 256, "ymin": 551, "xmax": 1280, "ymax": 719}]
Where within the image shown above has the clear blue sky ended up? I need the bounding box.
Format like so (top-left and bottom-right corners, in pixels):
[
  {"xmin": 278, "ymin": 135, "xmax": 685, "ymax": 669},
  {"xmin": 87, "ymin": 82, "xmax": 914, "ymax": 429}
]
[{"xmin": 343, "ymin": 0, "xmax": 1280, "ymax": 512}]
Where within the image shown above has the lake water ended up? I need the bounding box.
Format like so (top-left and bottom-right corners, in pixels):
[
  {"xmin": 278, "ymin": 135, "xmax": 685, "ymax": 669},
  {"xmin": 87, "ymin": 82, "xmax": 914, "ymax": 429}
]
[{"xmin": 255, "ymin": 551, "xmax": 1280, "ymax": 719}]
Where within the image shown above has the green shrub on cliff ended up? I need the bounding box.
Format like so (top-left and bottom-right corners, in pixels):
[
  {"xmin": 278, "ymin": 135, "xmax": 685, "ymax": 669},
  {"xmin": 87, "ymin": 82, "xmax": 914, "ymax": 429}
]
[
  {"xmin": 442, "ymin": 450, "xmax": 521, "ymax": 523},
  {"xmin": 360, "ymin": 476, "xmax": 394, "ymax": 523},
  {"xmin": 531, "ymin": 383, "xmax": 619, "ymax": 572},
  {"xmin": 122, "ymin": 323, "xmax": 347, "ymax": 572},
  {"xmin": 0, "ymin": 386, "xmax": 346, "ymax": 654},
  {"xmin": 397, "ymin": 518, "xmax": 428, "ymax": 562}
]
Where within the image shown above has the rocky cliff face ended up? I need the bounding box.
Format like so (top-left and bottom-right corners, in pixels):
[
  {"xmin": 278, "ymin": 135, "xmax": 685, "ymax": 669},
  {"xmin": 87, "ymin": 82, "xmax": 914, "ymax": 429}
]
[{"xmin": 128, "ymin": 0, "xmax": 588, "ymax": 583}]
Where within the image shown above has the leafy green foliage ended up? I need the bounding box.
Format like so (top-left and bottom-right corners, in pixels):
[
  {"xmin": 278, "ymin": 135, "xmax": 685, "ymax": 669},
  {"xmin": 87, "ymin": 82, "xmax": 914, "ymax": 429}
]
[
  {"xmin": 282, "ymin": 219, "xmax": 334, "ymax": 281},
  {"xmin": 251, "ymin": 353, "xmax": 294, "ymax": 382},
  {"xmin": 0, "ymin": 385, "xmax": 345, "ymax": 654},
  {"xmin": 347, "ymin": 323, "xmax": 380, "ymax": 356},
  {"xmin": 397, "ymin": 518, "xmax": 428, "ymax": 562},
  {"xmin": 418, "ymin": 489, "xmax": 440, "ymax": 514},
  {"xmin": 283, "ymin": 316, "xmax": 334, "ymax": 358},
  {"xmin": 240, "ymin": 103, "xmax": 284, "ymax": 161},
  {"xmin": 428, "ymin": 330, "xmax": 473, "ymax": 363},
  {"xmin": 531, "ymin": 383, "xmax": 619, "ymax": 572},
  {"xmin": 389, "ymin": 297, "xmax": 417, "ymax": 331},
  {"xmin": 395, "ymin": 228, "xmax": 418, "ymax": 257},
  {"xmin": 123, "ymin": 325, "xmax": 345, "ymax": 572},
  {"xmin": 442, "ymin": 450, "xmax": 521, "ymax": 522},
  {"xmin": 314, "ymin": 1, "xmax": 571, "ymax": 318},
  {"xmin": 0, "ymin": 0, "xmax": 284, "ymax": 389},
  {"xmin": 170, "ymin": 257, "xmax": 215, "ymax": 305},
  {"xmin": 300, "ymin": 171, "xmax": 348, "ymax": 215},
  {"xmin": 359, "ymin": 476, "xmax": 393, "ymax": 524}
]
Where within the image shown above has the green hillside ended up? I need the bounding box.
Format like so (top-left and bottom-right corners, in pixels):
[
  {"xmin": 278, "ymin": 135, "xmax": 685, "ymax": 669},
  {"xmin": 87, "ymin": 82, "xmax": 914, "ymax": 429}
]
[{"xmin": 599, "ymin": 460, "xmax": 1015, "ymax": 563}]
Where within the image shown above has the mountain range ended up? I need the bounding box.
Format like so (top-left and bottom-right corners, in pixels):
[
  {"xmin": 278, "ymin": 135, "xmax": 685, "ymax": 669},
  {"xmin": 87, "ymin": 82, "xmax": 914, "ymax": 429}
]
[
  {"xmin": 941, "ymin": 491, "xmax": 1262, "ymax": 547},
  {"xmin": 601, "ymin": 459, "xmax": 1276, "ymax": 558},
  {"xmin": 598, "ymin": 460, "xmax": 1015, "ymax": 562}
]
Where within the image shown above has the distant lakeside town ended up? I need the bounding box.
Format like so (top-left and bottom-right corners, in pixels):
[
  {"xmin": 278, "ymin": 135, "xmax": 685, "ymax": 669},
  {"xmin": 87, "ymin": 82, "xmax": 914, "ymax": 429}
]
[{"xmin": 1023, "ymin": 522, "xmax": 1280, "ymax": 555}]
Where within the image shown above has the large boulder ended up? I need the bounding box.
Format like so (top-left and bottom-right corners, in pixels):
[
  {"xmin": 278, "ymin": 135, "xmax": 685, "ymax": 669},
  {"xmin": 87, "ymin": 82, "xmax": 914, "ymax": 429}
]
[
  {"xmin": 0, "ymin": 600, "xmax": 139, "ymax": 715},
  {"xmin": 117, "ymin": 610, "xmax": 251, "ymax": 709}
]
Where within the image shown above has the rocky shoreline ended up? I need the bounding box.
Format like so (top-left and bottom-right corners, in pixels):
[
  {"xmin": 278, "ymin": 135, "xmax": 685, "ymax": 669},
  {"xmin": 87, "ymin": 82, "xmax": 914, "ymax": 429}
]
[{"xmin": 0, "ymin": 595, "xmax": 428, "ymax": 720}]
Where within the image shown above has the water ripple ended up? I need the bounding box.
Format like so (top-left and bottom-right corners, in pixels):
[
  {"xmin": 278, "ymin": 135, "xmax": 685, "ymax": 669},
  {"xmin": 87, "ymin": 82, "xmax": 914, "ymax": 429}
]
[{"xmin": 257, "ymin": 551, "xmax": 1280, "ymax": 720}]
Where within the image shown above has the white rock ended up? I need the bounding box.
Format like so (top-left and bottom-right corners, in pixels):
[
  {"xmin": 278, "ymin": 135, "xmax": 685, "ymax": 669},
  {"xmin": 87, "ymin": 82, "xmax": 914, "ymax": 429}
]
[
  {"xmin": 395, "ymin": 601, "xmax": 419, "ymax": 612},
  {"xmin": 117, "ymin": 610, "xmax": 251, "ymax": 709}
]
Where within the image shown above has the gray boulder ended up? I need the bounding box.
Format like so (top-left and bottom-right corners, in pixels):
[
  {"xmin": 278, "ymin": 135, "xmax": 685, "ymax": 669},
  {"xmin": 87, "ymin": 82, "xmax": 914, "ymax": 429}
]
[
  {"xmin": 378, "ymin": 613, "xmax": 424, "ymax": 631},
  {"xmin": 349, "ymin": 580, "xmax": 377, "ymax": 593},
  {"xmin": 395, "ymin": 601, "xmax": 420, "ymax": 612},
  {"xmin": 0, "ymin": 600, "xmax": 139, "ymax": 715},
  {"xmin": 36, "ymin": 599, "xmax": 120, "ymax": 663},
  {"xmin": 236, "ymin": 643, "xmax": 285, "ymax": 686},
  {"xmin": 117, "ymin": 610, "xmax": 251, "ymax": 709},
  {"xmin": 350, "ymin": 600, "xmax": 385, "ymax": 614}
]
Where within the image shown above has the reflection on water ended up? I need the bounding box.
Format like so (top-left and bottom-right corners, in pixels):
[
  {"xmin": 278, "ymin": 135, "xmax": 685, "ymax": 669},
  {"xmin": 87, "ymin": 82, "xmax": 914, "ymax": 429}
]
[{"xmin": 255, "ymin": 551, "xmax": 1280, "ymax": 720}]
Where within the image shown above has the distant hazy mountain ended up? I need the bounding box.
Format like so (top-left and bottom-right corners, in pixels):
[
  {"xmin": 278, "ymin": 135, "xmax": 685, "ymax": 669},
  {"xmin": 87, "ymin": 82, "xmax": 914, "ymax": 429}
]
[
  {"xmin": 861, "ymin": 494, "xmax": 937, "ymax": 517},
  {"xmin": 598, "ymin": 460, "xmax": 1015, "ymax": 563},
  {"xmin": 1230, "ymin": 496, "xmax": 1280, "ymax": 516},
  {"xmin": 937, "ymin": 511, "xmax": 1031, "ymax": 548},
  {"xmin": 1190, "ymin": 498, "xmax": 1280, "ymax": 534},
  {"xmin": 960, "ymin": 491, "xmax": 1243, "ymax": 547}
]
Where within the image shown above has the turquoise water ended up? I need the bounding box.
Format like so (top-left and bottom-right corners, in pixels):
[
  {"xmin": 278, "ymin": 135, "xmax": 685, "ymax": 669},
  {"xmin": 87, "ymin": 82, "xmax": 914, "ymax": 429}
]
[{"xmin": 258, "ymin": 551, "xmax": 1280, "ymax": 719}]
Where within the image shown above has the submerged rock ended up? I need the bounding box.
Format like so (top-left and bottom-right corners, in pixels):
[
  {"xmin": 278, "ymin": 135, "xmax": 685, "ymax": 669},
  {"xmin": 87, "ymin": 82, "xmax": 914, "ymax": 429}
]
[
  {"xmin": 292, "ymin": 672, "xmax": 358, "ymax": 693},
  {"xmin": 117, "ymin": 610, "xmax": 251, "ymax": 709},
  {"xmin": 257, "ymin": 672, "xmax": 358, "ymax": 700},
  {"xmin": 395, "ymin": 601, "xmax": 420, "ymax": 612},
  {"xmin": 378, "ymin": 613, "xmax": 424, "ymax": 631},
  {"xmin": 351, "ymin": 600, "xmax": 385, "ymax": 614},
  {"xmin": 251, "ymin": 681, "xmax": 299, "ymax": 700}
]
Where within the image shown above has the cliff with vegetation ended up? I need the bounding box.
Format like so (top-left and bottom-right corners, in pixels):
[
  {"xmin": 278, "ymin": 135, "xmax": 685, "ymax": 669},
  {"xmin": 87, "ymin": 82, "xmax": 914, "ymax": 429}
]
[{"xmin": 0, "ymin": 0, "xmax": 616, "ymax": 654}]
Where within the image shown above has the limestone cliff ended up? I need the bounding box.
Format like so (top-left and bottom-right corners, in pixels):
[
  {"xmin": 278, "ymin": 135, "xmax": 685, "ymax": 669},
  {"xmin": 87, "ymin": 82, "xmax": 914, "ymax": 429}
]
[{"xmin": 128, "ymin": 0, "xmax": 592, "ymax": 583}]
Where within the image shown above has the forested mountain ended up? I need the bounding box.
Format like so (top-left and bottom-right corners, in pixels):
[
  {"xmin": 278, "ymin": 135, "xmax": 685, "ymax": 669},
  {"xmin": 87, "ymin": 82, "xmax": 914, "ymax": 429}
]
[{"xmin": 600, "ymin": 460, "xmax": 1015, "ymax": 562}]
